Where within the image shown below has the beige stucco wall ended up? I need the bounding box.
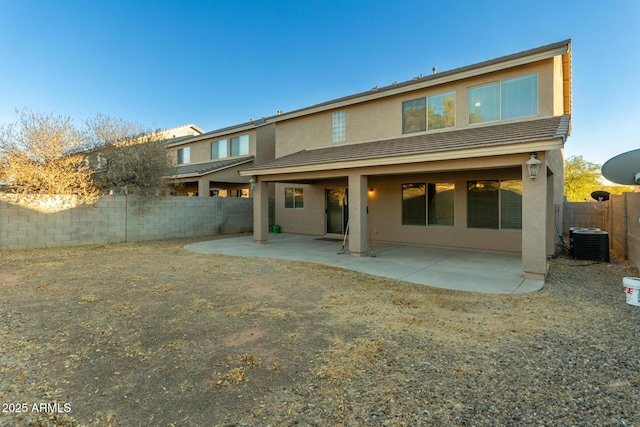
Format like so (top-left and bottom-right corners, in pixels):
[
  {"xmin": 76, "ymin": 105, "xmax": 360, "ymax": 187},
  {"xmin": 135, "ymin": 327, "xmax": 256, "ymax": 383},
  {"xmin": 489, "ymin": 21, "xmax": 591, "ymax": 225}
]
[
  {"xmin": 255, "ymin": 124, "xmax": 276, "ymax": 165},
  {"xmin": 275, "ymin": 59, "xmax": 559, "ymax": 158},
  {"xmin": 168, "ymin": 129, "xmax": 259, "ymax": 165},
  {"xmin": 553, "ymin": 56, "xmax": 566, "ymax": 116},
  {"xmin": 545, "ymin": 148, "xmax": 565, "ymax": 254},
  {"xmin": 255, "ymin": 47, "xmax": 570, "ymax": 278},
  {"xmin": 272, "ymin": 154, "xmax": 538, "ymax": 253},
  {"xmin": 168, "ymin": 125, "xmax": 278, "ymax": 197},
  {"xmin": 368, "ymin": 168, "xmax": 522, "ymax": 253}
]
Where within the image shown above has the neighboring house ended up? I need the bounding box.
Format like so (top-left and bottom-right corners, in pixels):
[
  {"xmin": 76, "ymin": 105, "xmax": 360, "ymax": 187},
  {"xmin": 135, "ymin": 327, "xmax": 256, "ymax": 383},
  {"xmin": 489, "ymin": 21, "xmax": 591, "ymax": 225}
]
[
  {"xmin": 86, "ymin": 123, "xmax": 206, "ymax": 195},
  {"xmin": 240, "ymin": 40, "xmax": 573, "ymax": 282},
  {"xmin": 157, "ymin": 124, "xmax": 205, "ymax": 139},
  {"xmin": 165, "ymin": 120, "xmax": 275, "ymax": 197}
]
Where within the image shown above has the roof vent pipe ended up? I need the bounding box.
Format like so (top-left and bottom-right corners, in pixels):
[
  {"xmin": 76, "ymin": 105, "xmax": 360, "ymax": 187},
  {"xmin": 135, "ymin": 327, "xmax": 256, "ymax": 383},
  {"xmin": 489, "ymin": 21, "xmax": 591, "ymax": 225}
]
[{"xmin": 432, "ymin": 67, "xmax": 437, "ymax": 75}]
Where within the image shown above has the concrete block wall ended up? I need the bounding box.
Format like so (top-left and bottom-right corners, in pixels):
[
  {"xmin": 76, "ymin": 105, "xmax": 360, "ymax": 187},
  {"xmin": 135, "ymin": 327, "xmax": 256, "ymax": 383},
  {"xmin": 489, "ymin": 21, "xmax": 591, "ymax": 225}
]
[
  {"xmin": 0, "ymin": 195, "xmax": 253, "ymax": 250},
  {"xmin": 562, "ymin": 201, "xmax": 606, "ymax": 234}
]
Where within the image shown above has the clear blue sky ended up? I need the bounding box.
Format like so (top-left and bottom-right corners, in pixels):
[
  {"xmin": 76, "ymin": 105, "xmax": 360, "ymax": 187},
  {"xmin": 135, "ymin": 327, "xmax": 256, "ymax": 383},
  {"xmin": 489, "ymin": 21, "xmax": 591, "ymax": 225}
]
[{"xmin": 0, "ymin": 0, "xmax": 638, "ymax": 166}]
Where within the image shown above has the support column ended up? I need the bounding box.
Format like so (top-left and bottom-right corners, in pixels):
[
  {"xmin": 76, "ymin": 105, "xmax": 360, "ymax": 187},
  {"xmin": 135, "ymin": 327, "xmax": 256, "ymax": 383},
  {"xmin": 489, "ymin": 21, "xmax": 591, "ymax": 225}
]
[
  {"xmin": 348, "ymin": 173, "xmax": 369, "ymax": 257},
  {"xmin": 253, "ymin": 179, "xmax": 269, "ymax": 244},
  {"xmin": 198, "ymin": 178, "xmax": 209, "ymax": 197},
  {"xmin": 522, "ymin": 160, "xmax": 548, "ymax": 280}
]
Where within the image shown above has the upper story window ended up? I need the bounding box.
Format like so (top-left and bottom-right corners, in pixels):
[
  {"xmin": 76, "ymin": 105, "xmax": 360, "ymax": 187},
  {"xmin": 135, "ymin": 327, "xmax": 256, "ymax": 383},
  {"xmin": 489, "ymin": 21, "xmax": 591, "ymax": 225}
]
[
  {"xmin": 177, "ymin": 147, "xmax": 190, "ymax": 164},
  {"xmin": 332, "ymin": 111, "xmax": 346, "ymax": 142},
  {"xmin": 502, "ymin": 74, "xmax": 538, "ymax": 120},
  {"xmin": 230, "ymin": 135, "xmax": 249, "ymax": 157},
  {"xmin": 428, "ymin": 92, "xmax": 456, "ymax": 130},
  {"xmin": 211, "ymin": 139, "xmax": 228, "ymax": 159},
  {"xmin": 403, "ymin": 91, "xmax": 456, "ymax": 134},
  {"xmin": 402, "ymin": 98, "xmax": 426, "ymax": 134},
  {"xmin": 211, "ymin": 135, "xmax": 249, "ymax": 160},
  {"xmin": 468, "ymin": 73, "xmax": 538, "ymax": 124}
]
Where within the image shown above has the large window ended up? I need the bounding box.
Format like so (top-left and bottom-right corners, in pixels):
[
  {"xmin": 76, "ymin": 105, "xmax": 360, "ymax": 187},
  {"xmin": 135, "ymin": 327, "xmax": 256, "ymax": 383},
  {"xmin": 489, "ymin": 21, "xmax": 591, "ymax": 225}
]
[
  {"xmin": 402, "ymin": 182, "xmax": 455, "ymax": 226},
  {"xmin": 467, "ymin": 180, "xmax": 522, "ymax": 229},
  {"xmin": 428, "ymin": 183, "xmax": 455, "ymax": 226},
  {"xmin": 499, "ymin": 180, "xmax": 523, "ymax": 229},
  {"xmin": 332, "ymin": 111, "xmax": 346, "ymax": 142},
  {"xmin": 501, "ymin": 74, "xmax": 538, "ymax": 120},
  {"xmin": 402, "ymin": 183, "xmax": 426, "ymax": 225},
  {"xmin": 285, "ymin": 187, "xmax": 304, "ymax": 209},
  {"xmin": 230, "ymin": 135, "xmax": 249, "ymax": 157},
  {"xmin": 468, "ymin": 84, "xmax": 500, "ymax": 124},
  {"xmin": 177, "ymin": 147, "xmax": 190, "ymax": 164},
  {"xmin": 402, "ymin": 98, "xmax": 426, "ymax": 134},
  {"xmin": 403, "ymin": 92, "xmax": 456, "ymax": 133},
  {"xmin": 211, "ymin": 139, "xmax": 228, "ymax": 159},
  {"xmin": 428, "ymin": 92, "xmax": 456, "ymax": 130},
  {"xmin": 468, "ymin": 74, "xmax": 538, "ymax": 124},
  {"xmin": 212, "ymin": 135, "xmax": 249, "ymax": 159}
]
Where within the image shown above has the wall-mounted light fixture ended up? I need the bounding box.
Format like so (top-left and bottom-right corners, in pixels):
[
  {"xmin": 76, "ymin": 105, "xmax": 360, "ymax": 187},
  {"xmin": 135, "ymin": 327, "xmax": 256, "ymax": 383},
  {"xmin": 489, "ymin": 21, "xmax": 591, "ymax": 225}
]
[
  {"xmin": 368, "ymin": 188, "xmax": 374, "ymax": 196},
  {"xmin": 249, "ymin": 176, "xmax": 257, "ymax": 190},
  {"xmin": 526, "ymin": 153, "xmax": 542, "ymax": 179}
]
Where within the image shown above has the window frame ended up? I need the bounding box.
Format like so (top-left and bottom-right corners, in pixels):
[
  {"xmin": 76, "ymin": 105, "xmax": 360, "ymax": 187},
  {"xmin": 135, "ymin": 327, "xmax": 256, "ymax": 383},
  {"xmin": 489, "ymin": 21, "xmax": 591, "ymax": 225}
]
[
  {"xmin": 501, "ymin": 74, "xmax": 538, "ymax": 120},
  {"xmin": 285, "ymin": 187, "xmax": 304, "ymax": 209},
  {"xmin": 402, "ymin": 182, "xmax": 455, "ymax": 227},
  {"xmin": 230, "ymin": 134, "xmax": 249, "ymax": 157},
  {"xmin": 468, "ymin": 73, "xmax": 538, "ymax": 125},
  {"xmin": 466, "ymin": 179, "xmax": 522, "ymax": 230},
  {"xmin": 402, "ymin": 183, "xmax": 426, "ymax": 225},
  {"xmin": 211, "ymin": 139, "xmax": 228, "ymax": 160},
  {"xmin": 427, "ymin": 182, "xmax": 455, "ymax": 226},
  {"xmin": 177, "ymin": 146, "xmax": 190, "ymax": 165},
  {"xmin": 427, "ymin": 91, "xmax": 456, "ymax": 131},
  {"xmin": 402, "ymin": 98, "xmax": 427, "ymax": 134},
  {"xmin": 332, "ymin": 111, "xmax": 346, "ymax": 143}
]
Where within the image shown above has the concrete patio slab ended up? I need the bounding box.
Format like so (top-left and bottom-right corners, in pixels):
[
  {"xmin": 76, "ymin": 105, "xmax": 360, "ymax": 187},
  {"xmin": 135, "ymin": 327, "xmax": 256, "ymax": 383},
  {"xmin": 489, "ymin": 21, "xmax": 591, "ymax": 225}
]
[{"xmin": 185, "ymin": 233, "xmax": 544, "ymax": 294}]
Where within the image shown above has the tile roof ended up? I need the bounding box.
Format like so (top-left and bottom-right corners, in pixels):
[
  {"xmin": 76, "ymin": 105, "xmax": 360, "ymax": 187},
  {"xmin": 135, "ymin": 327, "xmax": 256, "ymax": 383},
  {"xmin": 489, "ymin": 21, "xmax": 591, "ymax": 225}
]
[
  {"xmin": 174, "ymin": 156, "xmax": 254, "ymax": 178},
  {"xmin": 241, "ymin": 115, "xmax": 570, "ymax": 173}
]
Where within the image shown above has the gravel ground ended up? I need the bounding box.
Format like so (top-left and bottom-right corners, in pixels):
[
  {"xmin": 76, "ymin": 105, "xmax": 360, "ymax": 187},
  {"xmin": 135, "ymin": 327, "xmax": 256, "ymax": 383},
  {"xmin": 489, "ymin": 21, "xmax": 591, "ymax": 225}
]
[
  {"xmin": 243, "ymin": 255, "xmax": 640, "ymax": 427},
  {"xmin": 0, "ymin": 237, "xmax": 639, "ymax": 426}
]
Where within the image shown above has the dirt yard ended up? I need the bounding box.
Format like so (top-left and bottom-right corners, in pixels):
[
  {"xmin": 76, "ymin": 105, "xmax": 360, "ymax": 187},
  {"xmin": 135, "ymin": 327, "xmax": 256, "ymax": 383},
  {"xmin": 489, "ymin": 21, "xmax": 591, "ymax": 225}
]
[{"xmin": 1, "ymin": 235, "xmax": 639, "ymax": 426}]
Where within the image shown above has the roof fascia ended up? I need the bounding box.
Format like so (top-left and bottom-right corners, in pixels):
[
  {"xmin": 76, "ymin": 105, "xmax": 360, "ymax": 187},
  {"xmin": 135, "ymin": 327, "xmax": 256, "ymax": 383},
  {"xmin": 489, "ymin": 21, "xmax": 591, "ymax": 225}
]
[{"xmin": 239, "ymin": 139, "xmax": 564, "ymax": 176}]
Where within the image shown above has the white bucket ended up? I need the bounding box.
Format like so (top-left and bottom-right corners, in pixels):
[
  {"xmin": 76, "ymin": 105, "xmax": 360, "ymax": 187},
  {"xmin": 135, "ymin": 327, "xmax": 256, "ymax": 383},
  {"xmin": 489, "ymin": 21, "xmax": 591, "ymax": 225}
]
[{"xmin": 624, "ymin": 277, "xmax": 640, "ymax": 306}]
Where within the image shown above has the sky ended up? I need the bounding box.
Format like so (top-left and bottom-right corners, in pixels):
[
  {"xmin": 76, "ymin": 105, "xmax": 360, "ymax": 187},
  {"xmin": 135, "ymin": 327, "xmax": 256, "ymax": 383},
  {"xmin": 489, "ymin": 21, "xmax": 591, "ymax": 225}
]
[{"xmin": 0, "ymin": 0, "xmax": 638, "ymax": 168}]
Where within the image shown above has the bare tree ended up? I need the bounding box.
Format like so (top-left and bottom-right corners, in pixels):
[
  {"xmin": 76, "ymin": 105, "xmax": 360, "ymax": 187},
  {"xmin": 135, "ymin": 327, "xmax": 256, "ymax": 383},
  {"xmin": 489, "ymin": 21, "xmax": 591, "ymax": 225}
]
[
  {"xmin": 84, "ymin": 114, "xmax": 176, "ymax": 198},
  {"xmin": 0, "ymin": 110, "xmax": 177, "ymax": 206},
  {"xmin": 0, "ymin": 109, "xmax": 100, "ymax": 204}
]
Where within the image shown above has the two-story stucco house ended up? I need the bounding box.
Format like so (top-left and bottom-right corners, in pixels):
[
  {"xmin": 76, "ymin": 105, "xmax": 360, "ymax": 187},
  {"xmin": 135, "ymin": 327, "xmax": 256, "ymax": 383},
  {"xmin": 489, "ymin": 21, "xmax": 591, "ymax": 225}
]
[
  {"xmin": 240, "ymin": 40, "xmax": 572, "ymax": 282},
  {"xmin": 165, "ymin": 120, "xmax": 275, "ymax": 197}
]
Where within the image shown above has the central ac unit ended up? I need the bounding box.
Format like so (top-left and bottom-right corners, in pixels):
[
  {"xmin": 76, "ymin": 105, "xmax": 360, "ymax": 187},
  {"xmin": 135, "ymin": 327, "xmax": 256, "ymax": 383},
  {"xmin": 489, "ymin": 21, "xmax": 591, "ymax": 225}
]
[{"xmin": 573, "ymin": 230, "xmax": 610, "ymax": 262}]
